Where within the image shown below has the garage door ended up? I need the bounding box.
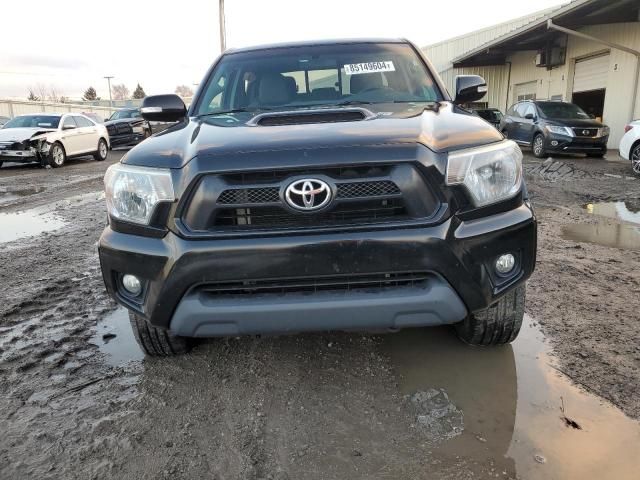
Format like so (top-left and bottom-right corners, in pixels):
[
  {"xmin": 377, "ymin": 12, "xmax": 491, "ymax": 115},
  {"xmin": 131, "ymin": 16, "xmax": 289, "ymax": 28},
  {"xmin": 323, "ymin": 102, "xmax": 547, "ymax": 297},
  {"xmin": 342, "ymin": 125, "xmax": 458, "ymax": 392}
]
[
  {"xmin": 573, "ymin": 54, "xmax": 609, "ymax": 93},
  {"xmin": 514, "ymin": 81, "xmax": 537, "ymax": 102}
]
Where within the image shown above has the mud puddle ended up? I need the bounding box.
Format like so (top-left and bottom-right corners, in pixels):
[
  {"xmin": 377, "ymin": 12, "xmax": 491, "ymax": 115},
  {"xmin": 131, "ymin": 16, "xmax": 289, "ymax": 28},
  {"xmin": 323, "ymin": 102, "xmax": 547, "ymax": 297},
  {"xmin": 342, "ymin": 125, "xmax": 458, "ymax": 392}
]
[
  {"xmin": 561, "ymin": 201, "xmax": 640, "ymax": 251},
  {"xmin": 583, "ymin": 201, "xmax": 640, "ymax": 223},
  {"xmin": 384, "ymin": 316, "xmax": 640, "ymax": 479},
  {"xmin": 0, "ymin": 209, "xmax": 66, "ymax": 243},
  {"xmin": 91, "ymin": 307, "xmax": 144, "ymax": 366},
  {"xmin": 0, "ymin": 191, "xmax": 104, "ymax": 244},
  {"xmin": 0, "ymin": 186, "xmax": 45, "ymax": 207}
]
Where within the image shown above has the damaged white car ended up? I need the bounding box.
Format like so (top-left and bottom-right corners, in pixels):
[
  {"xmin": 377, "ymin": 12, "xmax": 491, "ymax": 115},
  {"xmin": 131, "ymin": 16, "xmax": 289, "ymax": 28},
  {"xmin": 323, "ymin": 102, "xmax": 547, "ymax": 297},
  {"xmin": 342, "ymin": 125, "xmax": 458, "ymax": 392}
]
[{"xmin": 0, "ymin": 113, "xmax": 110, "ymax": 168}]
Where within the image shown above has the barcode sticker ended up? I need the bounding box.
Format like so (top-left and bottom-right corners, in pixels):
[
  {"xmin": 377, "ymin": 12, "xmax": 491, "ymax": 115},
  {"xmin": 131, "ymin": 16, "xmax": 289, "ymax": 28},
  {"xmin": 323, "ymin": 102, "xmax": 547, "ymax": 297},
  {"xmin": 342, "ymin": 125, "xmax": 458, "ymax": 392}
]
[{"xmin": 344, "ymin": 61, "xmax": 395, "ymax": 75}]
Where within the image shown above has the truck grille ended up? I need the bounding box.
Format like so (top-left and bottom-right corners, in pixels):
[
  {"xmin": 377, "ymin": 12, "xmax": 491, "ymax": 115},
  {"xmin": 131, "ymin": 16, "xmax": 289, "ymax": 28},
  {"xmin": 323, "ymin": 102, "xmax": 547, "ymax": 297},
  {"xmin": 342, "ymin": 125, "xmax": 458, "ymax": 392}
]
[
  {"xmin": 181, "ymin": 164, "xmax": 440, "ymax": 236},
  {"xmin": 572, "ymin": 128, "xmax": 599, "ymax": 137},
  {"xmin": 216, "ymin": 199, "xmax": 407, "ymax": 230},
  {"xmin": 198, "ymin": 271, "xmax": 430, "ymax": 297},
  {"xmin": 216, "ymin": 181, "xmax": 400, "ymax": 205}
]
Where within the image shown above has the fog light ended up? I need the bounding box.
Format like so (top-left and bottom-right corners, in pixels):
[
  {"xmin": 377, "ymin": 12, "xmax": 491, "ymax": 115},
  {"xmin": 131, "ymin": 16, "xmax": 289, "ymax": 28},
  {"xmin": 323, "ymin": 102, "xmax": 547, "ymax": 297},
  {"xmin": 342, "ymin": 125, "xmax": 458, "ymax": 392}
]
[
  {"xmin": 122, "ymin": 274, "xmax": 142, "ymax": 296},
  {"xmin": 551, "ymin": 140, "xmax": 559, "ymax": 147},
  {"xmin": 495, "ymin": 254, "xmax": 515, "ymax": 274}
]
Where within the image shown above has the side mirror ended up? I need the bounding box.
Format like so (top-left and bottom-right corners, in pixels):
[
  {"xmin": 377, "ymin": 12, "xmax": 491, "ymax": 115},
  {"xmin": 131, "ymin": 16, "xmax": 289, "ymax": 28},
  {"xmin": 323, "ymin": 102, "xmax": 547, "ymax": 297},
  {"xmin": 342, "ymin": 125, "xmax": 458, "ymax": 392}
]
[
  {"xmin": 524, "ymin": 113, "xmax": 535, "ymax": 120},
  {"xmin": 141, "ymin": 94, "xmax": 187, "ymax": 122},
  {"xmin": 454, "ymin": 75, "xmax": 488, "ymax": 105},
  {"xmin": 63, "ymin": 124, "xmax": 76, "ymax": 130}
]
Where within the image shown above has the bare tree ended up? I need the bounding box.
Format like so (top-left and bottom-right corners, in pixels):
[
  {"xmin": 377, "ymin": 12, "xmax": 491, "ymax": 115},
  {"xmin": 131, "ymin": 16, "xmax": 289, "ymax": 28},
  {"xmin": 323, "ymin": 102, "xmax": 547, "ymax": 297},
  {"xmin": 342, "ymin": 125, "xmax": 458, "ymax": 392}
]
[
  {"xmin": 175, "ymin": 85, "xmax": 194, "ymax": 97},
  {"xmin": 59, "ymin": 96, "xmax": 70, "ymax": 104},
  {"xmin": 111, "ymin": 83, "xmax": 130, "ymax": 101},
  {"xmin": 48, "ymin": 86, "xmax": 60, "ymax": 103}
]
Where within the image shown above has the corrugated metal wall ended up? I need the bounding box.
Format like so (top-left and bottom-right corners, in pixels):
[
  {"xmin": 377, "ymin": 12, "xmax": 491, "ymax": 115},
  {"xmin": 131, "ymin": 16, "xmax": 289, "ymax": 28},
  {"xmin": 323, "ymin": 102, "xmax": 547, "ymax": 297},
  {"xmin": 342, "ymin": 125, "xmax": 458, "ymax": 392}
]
[{"xmin": 423, "ymin": 17, "xmax": 640, "ymax": 146}]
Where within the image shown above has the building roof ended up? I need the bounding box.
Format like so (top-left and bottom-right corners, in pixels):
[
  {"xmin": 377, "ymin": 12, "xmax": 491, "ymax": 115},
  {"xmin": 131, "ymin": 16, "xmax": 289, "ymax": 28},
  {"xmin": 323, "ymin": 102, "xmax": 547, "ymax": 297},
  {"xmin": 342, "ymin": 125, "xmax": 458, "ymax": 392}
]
[{"xmin": 453, "ymin": 0, "xmax": 639, "ymax": 67}]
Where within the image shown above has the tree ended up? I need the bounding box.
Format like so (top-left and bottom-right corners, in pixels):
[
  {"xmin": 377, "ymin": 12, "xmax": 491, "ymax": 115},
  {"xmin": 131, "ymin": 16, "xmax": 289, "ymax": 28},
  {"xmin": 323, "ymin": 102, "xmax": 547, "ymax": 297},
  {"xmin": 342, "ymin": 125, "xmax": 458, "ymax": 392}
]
[
  {"xmin": 27, "ymin": 89, "xmax": 41, "ymax": 101},
  {"xmin": 132, "ymin": 83, "xmax": 146, "ymax": 99},
  {"xmin": 112, "ymin": 83, "xmax": 130, "ymax": 101},
  {"xmin": 175, "ymin": 85, "xmax": 194, "ymax": 98},
  {"xmin": 59, "ymin": 96, "xmax": 70, "ymax": 104},
  {"xmin": 83, "ymin": 86, "xmax": 99, "ymax": 101}
]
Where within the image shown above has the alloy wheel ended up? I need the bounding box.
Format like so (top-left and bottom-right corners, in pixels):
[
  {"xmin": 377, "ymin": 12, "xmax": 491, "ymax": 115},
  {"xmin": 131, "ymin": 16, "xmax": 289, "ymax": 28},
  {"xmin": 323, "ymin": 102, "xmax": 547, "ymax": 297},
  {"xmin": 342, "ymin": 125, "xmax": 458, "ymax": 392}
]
[
  {"xmin": 52, "ymin": 146, "xmax": 64, "ymax": 166},
  {"xmin": 533, "ymin": 136, "xmax": 544, "ymax": 156},
  {"xmin": 99, "ymin": 141, "xmax": 108, "ymax": 159},
  {"xmin": 632, "ymin": 146, "xmax": 640, "ymax": 174}
]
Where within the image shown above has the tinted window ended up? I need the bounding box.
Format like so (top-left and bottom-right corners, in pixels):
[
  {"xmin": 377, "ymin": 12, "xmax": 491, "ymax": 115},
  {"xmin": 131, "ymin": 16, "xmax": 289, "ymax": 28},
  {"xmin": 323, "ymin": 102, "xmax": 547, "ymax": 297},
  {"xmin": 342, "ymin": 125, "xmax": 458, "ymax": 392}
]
[
  {"xmin": 74, "ymin": 116, "xmax": 94, "ymax": 127},
  {"xmin": 477, "ymin": 110, "xmax": 503, "ymax": 122},
  {"xmin": 537, "ymin": 102, "xmax": 590, "ymax": 120},
  {"xmin": 195, "ymin": 42, "xmax": 442, "ymax": 115},
  {"xmin": 3, "ymin": 115, "xmax": 61, "ymax": 129},
  {"xmin": 62, "ymin": 116, "xmax": 77, "ymax": 128}
]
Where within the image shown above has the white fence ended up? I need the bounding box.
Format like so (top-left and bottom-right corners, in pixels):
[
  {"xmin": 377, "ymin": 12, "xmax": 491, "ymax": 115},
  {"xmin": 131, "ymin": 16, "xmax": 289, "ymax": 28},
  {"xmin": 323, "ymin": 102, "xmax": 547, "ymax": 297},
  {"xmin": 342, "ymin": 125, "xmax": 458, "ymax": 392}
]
[
  {"xmin": 0, "ymin": 99, "xmax": 116, "ymax": 120},
  {"xmin": 0, "ymin": 97, "xmax": 193, "ymax": 120}
]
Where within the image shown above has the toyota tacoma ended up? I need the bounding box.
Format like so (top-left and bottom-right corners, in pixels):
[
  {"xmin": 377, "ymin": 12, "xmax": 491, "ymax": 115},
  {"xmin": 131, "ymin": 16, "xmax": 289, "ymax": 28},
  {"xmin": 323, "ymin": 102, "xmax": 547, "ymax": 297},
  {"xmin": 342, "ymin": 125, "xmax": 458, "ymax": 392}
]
[{"xmin": 98, "ymin": 39, "xmax": 537, "ymax": 356}]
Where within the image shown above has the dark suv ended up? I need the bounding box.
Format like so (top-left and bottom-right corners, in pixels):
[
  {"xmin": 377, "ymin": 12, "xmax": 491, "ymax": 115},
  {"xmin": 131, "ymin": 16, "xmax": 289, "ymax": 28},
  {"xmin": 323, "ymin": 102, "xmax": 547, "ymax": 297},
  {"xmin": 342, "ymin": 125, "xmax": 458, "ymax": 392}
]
[
  {"xmin": 500, "ymin": 100, "xmax": 609, "ymax": 158},
  {"xmin": 98, "ymin": 39, "xmax": 537, "ymax": 356}
]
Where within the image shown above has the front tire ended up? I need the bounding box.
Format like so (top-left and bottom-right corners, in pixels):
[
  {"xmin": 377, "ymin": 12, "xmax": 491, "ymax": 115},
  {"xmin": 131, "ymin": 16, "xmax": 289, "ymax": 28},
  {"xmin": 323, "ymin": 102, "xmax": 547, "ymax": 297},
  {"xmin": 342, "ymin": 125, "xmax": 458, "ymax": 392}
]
[
  {"xmin": 630, "ymin": 143, "xmax": 640, "ymax": 174},
  {"xmin": 129, "ymin": 312, "xmax": 191, "ymax": 356},
  {"xmin": 455, "ymin": 285, "xmax": 525, "ymax": 346},
  {"xmin": 532, "ymin": 133, "xmax": 546, "ymax": 158},
  {"xmin": 94, "ymin": 138, "xmax": 108, "ymax": 161},
  {"xmin": 49, "ymin": 142, "xmax": 66, "ymax": 168}
]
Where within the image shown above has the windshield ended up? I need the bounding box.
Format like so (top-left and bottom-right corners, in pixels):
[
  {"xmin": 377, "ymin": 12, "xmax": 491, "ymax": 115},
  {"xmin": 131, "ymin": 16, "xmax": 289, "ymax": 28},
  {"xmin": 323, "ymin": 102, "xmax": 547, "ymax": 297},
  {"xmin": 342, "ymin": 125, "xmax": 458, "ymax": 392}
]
[
  {"xmin": 109, "ymin": 110, "xmax": 140, "ymax": 120},
  {"xmin": 3, "ymin": 115, "xmax": 61, "ymax": 129},
  {"xmin": 537, "ymin": 102, "xmax": 590, "ymax": 120},
  {"xmin": 194, "ymin": 42, "xmax": 442, "ymax": 116}
]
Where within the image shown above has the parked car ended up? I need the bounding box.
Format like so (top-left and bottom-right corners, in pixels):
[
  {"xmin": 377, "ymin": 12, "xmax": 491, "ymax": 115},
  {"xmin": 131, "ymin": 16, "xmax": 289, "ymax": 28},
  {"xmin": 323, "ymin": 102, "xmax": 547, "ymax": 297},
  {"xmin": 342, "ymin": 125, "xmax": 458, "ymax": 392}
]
[
  {"xmin": 499, "ymin": 100, "xmax": 609, "ymax": 158},
  {"xmin": 104, "ymin": 108, "xmax": 151, "ymax": 147},
  {"xmin": 0, "ymin": 116, "xmax": 10, "ymax": 127},
  {"xmin": 82, "ymin": 112, "xmax": 103, "ymax": 124},
  {"xmin": 0, "ymin": 113, "xmax": 109, "ymax": 168},
  {"xmin": 99, "ymin": 39, "xmax": 537, "ymax": 356},
  {"xmin": 473, "ymin": 108, "xmax": 503, "ymax": 129},
  {"xmin": 619, "ymin": 120, "xmax": 640, "ymax": 174}
]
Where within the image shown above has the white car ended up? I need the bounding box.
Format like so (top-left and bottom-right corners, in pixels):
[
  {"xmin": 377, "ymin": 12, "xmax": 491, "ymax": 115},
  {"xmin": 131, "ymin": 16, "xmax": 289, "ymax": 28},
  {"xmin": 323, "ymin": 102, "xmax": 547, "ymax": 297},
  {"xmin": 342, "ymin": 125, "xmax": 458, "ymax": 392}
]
[
  {"xmin": 0, "ymin": 113, "xmax": 110, "ymax": 169},
  {"xmin": 619, "ymin": 120, "xmax": 640, "ymax": 173}
]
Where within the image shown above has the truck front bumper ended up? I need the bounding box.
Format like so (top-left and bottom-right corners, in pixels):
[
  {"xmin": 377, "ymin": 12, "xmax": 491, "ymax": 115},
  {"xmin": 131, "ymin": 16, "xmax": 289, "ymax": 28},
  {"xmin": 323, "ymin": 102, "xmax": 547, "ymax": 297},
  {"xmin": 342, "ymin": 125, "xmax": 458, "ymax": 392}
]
[{"xmin": 98, "ymin": 204, "xmax": 537, "ymax": 336}]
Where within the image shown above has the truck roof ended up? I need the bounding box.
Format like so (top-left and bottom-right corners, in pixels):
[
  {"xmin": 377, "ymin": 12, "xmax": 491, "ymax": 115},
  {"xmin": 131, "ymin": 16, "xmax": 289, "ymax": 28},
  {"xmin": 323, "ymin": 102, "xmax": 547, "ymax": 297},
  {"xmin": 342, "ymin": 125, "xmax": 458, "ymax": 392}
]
[{"xmin": 225, "ymin": 38, "xmax": 408, "ymax": 55}]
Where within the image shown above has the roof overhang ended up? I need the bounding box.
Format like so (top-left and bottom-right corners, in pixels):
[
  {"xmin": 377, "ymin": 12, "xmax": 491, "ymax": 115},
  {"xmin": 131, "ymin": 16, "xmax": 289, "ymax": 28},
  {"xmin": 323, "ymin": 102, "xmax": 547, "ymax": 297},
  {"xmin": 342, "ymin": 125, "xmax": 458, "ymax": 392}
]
[{"xmin": 453, "ymin": 0, "xmax": 640, "ymax": 68}]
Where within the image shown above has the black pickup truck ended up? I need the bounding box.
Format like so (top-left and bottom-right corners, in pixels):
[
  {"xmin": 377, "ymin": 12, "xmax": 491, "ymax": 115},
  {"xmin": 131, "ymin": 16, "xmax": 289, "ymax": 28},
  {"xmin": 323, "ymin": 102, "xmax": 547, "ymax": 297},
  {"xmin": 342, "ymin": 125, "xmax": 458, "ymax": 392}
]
[{"xmin": 99, "ymin": 39, "xmax": 536, "ymax": 356}]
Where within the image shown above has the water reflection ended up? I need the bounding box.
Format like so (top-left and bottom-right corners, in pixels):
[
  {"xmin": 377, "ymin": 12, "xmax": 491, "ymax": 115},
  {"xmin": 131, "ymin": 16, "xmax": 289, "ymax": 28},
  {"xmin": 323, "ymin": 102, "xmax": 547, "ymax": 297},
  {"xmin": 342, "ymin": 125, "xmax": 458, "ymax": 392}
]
[{"xmin": 384, "ymin": 317, "xmax": 640, "ymax": 479}]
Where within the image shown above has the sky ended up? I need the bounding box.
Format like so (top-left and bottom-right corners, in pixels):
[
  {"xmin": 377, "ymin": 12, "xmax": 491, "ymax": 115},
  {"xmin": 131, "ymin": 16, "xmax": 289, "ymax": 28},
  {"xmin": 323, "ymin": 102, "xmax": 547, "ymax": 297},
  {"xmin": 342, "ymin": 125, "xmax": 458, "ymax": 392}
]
[{"xmin": 0, "ymin": 0, "xmax": 566, "ymax": 100}]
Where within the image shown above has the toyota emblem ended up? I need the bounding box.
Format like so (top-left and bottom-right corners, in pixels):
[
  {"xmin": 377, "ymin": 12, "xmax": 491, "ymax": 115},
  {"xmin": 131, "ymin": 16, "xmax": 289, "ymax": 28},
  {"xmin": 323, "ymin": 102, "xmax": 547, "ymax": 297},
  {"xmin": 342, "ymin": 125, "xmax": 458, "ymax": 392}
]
[{"xmin": 284, "ymin": 178, "xmax": 332, "ymax": 211}]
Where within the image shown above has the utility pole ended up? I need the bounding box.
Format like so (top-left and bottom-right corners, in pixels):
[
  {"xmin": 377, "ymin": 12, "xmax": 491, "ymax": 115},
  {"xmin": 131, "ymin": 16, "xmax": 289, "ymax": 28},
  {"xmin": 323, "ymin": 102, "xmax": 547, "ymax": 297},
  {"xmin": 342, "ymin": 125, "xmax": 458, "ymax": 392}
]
[
  {"xmin": 104, "ymin": 76, "xmax": 114, "ymax": 113},
  {"xmin": 219, "ymin": 0, "xmax": 226, "ymax": 53}
]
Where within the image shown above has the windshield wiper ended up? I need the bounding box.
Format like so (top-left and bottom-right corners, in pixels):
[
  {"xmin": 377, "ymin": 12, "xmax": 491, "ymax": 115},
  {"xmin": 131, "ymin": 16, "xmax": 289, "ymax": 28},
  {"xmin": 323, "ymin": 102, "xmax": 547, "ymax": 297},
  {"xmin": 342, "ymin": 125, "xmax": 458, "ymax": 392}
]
[{"xmin": 197, "ymin": 108, "xmax": 259, "ymax": 117}]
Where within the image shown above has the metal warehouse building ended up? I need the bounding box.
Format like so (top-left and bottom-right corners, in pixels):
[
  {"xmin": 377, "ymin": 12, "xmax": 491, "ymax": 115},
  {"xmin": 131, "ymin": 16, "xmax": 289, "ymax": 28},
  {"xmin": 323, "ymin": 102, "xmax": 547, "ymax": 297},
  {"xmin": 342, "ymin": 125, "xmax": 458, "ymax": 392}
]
[{"xmin": 423, "ymin": 0, "xmax": 640, "ymax": 147}]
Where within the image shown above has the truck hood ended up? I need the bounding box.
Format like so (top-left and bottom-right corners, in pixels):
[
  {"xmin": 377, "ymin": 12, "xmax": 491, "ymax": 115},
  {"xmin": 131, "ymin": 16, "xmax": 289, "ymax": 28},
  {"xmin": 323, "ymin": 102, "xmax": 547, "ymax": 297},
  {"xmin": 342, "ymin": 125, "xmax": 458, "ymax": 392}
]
[
  {"xmin": 123, "ymin": 102, "xmax": 503, "ymax": 169},
  {"xmin": 0, "ymin": 127, "xmax": 55, "ymax": 142}
]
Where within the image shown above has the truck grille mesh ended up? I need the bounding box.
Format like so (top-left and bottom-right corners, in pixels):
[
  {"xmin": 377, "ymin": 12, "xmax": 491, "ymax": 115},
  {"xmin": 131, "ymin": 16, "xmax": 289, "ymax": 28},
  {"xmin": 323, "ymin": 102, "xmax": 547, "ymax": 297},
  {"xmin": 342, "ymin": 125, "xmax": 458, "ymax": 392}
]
[
  {"xmin": 216, "ymin": 181, "xmax": 400, "ymax": 205},
  {"xmin": 199, "ymin": 271, "xmax": 430, "ymax": 296}
]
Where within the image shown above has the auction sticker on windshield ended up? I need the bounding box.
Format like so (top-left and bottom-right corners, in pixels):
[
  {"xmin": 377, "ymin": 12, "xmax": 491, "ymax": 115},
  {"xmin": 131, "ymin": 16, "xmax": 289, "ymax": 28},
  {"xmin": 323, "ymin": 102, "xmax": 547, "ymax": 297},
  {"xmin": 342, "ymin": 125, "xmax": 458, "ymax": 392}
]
[{"xmin": 344, "ymin": 61, "xmax": 395, "ymax": 75}]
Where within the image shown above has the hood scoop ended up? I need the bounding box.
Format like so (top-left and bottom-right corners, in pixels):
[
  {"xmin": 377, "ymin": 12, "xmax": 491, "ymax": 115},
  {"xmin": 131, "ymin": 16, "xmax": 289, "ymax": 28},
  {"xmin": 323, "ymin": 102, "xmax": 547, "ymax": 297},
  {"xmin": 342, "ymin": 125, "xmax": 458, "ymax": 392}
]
[{"xmin": 248, "ymin": 107, "xmax": 373, "ymax": 127}]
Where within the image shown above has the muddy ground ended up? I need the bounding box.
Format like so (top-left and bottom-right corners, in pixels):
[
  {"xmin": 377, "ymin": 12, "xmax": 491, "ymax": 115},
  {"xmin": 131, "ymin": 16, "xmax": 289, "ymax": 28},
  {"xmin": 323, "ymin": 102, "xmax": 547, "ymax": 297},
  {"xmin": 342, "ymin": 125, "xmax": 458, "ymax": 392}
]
[{"xmin": 0, "ymin": 151, "xmax": 639, "ymax": 479}]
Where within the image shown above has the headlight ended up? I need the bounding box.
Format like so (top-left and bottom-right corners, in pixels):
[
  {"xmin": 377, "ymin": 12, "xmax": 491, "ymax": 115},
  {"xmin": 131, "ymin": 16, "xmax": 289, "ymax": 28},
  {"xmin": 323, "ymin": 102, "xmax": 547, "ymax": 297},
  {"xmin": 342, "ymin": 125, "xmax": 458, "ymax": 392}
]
[
  {"xmin": 545, "ymin": 125, "xmax": 574, "ymax": 136},
  {"xmin": 600, "ymin": 126, "xmax": 610, "ymax": 137},
  {"xmin": 104, "ymin": 163, "xmax": 174, "ymax": 225},
  {"xmin": 446, "ymin": 140, "xmax": 523, "ymax": 207}
]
